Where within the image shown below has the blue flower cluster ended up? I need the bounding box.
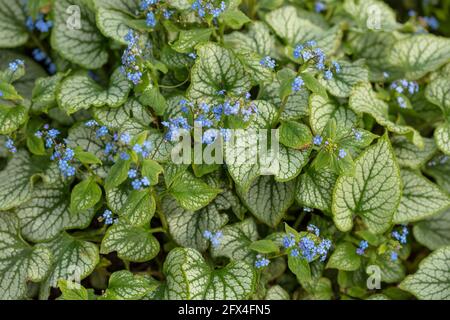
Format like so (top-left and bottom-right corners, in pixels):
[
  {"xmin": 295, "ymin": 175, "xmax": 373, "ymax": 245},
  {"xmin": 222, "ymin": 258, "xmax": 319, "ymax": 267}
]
[
  {"xmin": 423, "ymin": 16, "xmax": 439, "ymax": 30},
  {"xmin": 128, "ymin": 168, "xmax": 151, "ymax": 190},
  {"xmin": 191, "ymin": 0, "xmax": 226, "ymax": 19},
  {"xmin": 26, "ymin": 13, "xmax": 53, "ymax": 32},
  {"xmin": 390, "ymin": 79, "xmax": 419, "ymax": 95},
  {"xmin": 260, "ymin": 56, "xmax": 276, "ymax": 69},
  {"xmin": 312, "ymin": 133, "xmax": 351, "ymax": 162},
  {"xmin": 4, "ymin": 137, "xmax": 17, "ymax": 153},
  {"xmin": 293, "ymin": 41, "xmax": 340, "ymax": 81},
  {"xmin": 313, "ymin": 135, "xmax": 323, "ymax": 146},
  {"xmin": 390, "ymin": 79, "xmax": 419, "ymax": 109},
  {"xmin": 163, "ymin": 94, "xmax": 257, "ymax": 145},
  {"xmin": 35, "ymin": 125, "xmax": 76, "ymax": 178},
  {"xmin": 101, "ymin": 210, "xmax": 118, "ymax": 225},
  {"xmin": 85, "ymin": 120, "xmax": 155, "ymax": 190},
  {"xmin": 162, "ymin": 116, "xmax": 191, "ymax": 142},
  {"xmin": 292, "ymin": 76, "xmax": 304, "ymax": 92},
  {"xmin": 255, "ymin": 254, "xmax": 270, "ymax": 268},
  {"xmin": 392, "ymin": 226, "xmax": 409, "ymax": 245},
  {"xmin": 121, "ymin": 30, "xmax": 145, "ymax": 85},
  {"xmin": 387, "ymin": 226, "xmax": 409, "ymax": 262},
  {"xmin": 390, "ymin": 251, "xmax": 398, "ymax": 262},
  {"xmin": 32, "ymin": 48, "xmax": 56, "ymax": 74},
  {"xmin": 203, "ymin": 230, "xmax": 223, "ymax": 248},
  {"xmin": 356, "ymin": 240, "xmax": 369, "ymax": 256},
  {"xmin": 140, "ymin": 0, "xmax": 173, "ymax": 28},
  {"xmin": 85, "ymin": 120, "xmax": 153, "ymax": 164},
  {"xmin": 282, "ymin": 225, "xmax": 332, "ymax": 262},
  {"xmin": 8, "ymin": 59, "xmax": 24, "ymax": 72}
]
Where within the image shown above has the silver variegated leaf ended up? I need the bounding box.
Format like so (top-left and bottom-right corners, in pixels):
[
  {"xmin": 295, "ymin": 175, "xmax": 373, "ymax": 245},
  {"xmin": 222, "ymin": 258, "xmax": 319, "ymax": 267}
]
[
  {"xmin": 57, "ymin": 68, "xmax": 131, "ymax": 114},
  {"xmin": 400, "ymin": 246, "xmax": 450, "ymax": 300},
  {"xmin": 0, "ymin": 213, "xmax": 52, "ymax": 300},
  {"xmin": 394, "ymin": 169, "xmax": 450, "ymax": 224},
  {"xmin": 332, "ymin": 135, "xmax": 401, "ymax": 234},
  {"xmin": 52, "ymin": 0, "xmax": 108, "ymax": 69},
  {"xmin": 101, "ymin": 222, "xmax": 160, "ymax": 262},
  {"xmin": 17, "ymin": 180, "xmax": 95, "ymax": 242}
]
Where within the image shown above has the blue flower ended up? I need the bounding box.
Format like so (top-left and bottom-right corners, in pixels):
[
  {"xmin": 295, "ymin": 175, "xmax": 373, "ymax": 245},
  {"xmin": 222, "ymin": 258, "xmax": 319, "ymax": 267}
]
[
  {"xmin": 282, "ymin": 234, "xmax": 296, "ymax": 249},
  {"xmin": 146, "ymin": 11, "xmax": 157, "ymax": 27},
  {"xmin": 338, "ymin": 149, "xmax": 347, "ymax": 159},
  {"xmin": 332, "ymin": 61, "xmax": 341, "ymax": 73},
  {"xmin": 102, "ymin": 210, "xmax": 116, "ymax": 225},
  {"xmin": 120, "ymin": 152, "xmax": 130, "ymax": 160},
  {"xmin": 315, "ymin": 1, "xmax": 326, "ymax": 13},
  {"xmin": 203, "ymin": 230, "xmax": 212, "ymax": 239},
  {"xmin": 220, "ymin": 128, "xmax": 232, "ymax": 142},
  {"xmin": 141, "ymin": 177, "xmax": 150, "ymax": 187},
  {"xmin": 47, "ymin": 129, "xmax": 60, "ymax": 139},
  {"xmin": 188, "ymin": 53, "xmax": 197, "ymax": 60},
  {"xmin": 290, "ymin": 249, "xmax": 300, "ymax": 257},
  {"xmin": 162, "ymin": 117, "xmax": 191, "ymax": 142},
  {"xmin": 203, "ymin": 230, "xmax": 223, "ymax": 248},
  {"xmin": 313, "ymin": 135, "xmax": 323, "ymax": 146},
  {"xmin": 5, "ymin": 137, "xmax": 17, "ymax": 153},
  {"xmin": 317, "ymin": 239, "xmax": 332, "ymax": 261},
  {"xmin": 255, "ymin": 255, "xmax": 270, "ymax": 268},
  {"xmin": 293, "ymin": 44, "xmax": 304, "ymax": 59},
  {"xmin": 120, "ymin": 133, "xmax": 131, "ymax": 145},
  {"xmin": 96, "ymin": 126, "xmax": 108, "ymax": 138},
  {"xmin": 356, "ymin": 240, "xmax": 368, "ymax": 255},
  {"xmin": 324, "ymin": 70, "xmax": 333, "ymax": 80},
  {"xmin": 8, "ymin": 59, "xmax": 24, "ymax": 72},
  {"xmin": 392, "ymin": 226, "xmax": 408, "ymax": 244},
  {"xmin": 132, "ymin": 179, "xmax": 143, "ymax": 190},
  {"xmin": 292, "ymin": 76, "xmax": 304, "ymax": 92},
  {"xmin": 133, "ymin": 144, "xmax": 143, "ymax": 154},
  {"xmin": 128, "ymin": 169, "xmax": 138, "ymax": 178},
  {"xmin": 203, "ymin": 129, "xmax": 219, "ymax": 145},
  {"xmin": 58, "ymin": 159, "xmax": 76, "ymax": 178},
  {"xmin": 307, "ymin": 224, "xmax": 320, "ymax": 237},
  {"xmin": 85, "ymin": 120, "xmax": 98, "ymax": 127},
  {"xmin": 63, "ymin": 148, "xmax": 75, "ymax": 161},
  {"xmin": 35, "ymin": 18, "xmax": 53, "ymax": 32},
  {"xmin": 192, "ymin": 0, "xmax": 226, "ymax": 19},
  {"xmin": 424, "ymin": 16, "xmax": 439, "ymax": 30},
  {"xmin": 397, "ymin": 96, "xmax": 407, "ymax": 109},
  {"xmin": 260, "ymin": 56, "xmax": 276, "ymax": 69},
  {"xmin": 390, "ymin": 251, "xmax": 398, "ymax": 262},
  {"xmin": 299, "ymin": 237, "xmax": 317, "ymax": 262},
  {"xmin": 352, "ymin": 129, "xmax": 363, "ymax": 141},
  {"xmin": 32, "ymin": 48, "xmax": 47, "ymax": 62}
]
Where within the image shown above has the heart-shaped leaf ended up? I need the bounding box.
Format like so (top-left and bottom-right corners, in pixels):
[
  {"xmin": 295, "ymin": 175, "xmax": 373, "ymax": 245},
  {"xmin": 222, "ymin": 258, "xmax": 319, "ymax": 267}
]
[
  {"xmin": 52, "ymin": 0, "xmax": 108, "ymax": 69},
  {"xmin": 400, "ymin": 246, "xmax": 450, "ymax": 300},
  {"xmin": 57, "ymin": 68, "xmax": 131, "ymax": 114},
  {"xmin": 17, "ymin": 180, "xmax": 95, "ymax": 242},
  {"xmin": 101, "ymin": 222, "xmax": 160, "ymax": 262},
  {"xmin": 163, "ymin": 247, "xmax": 256, "ymax": 300},
  {"xmin": 394, "ymin": 169, "xmax": 450, "ymax": 224},
  {"xmin": 0, "ymin": 213, "xmax": 52, "ymax": 300},
  {"xmin": 187, "ymin": 42, "xmax": 251, "ymax": 103},
  {"xmin": 332, "ymin": 135, "xmax": 401, "ymax": 234}
]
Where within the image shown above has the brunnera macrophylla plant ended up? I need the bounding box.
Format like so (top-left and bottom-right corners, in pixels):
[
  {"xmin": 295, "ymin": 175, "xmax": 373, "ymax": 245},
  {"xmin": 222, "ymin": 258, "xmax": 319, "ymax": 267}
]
[{"xmin": 0, "ymin": 0, "xmax": 450, "ymax": 301}]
